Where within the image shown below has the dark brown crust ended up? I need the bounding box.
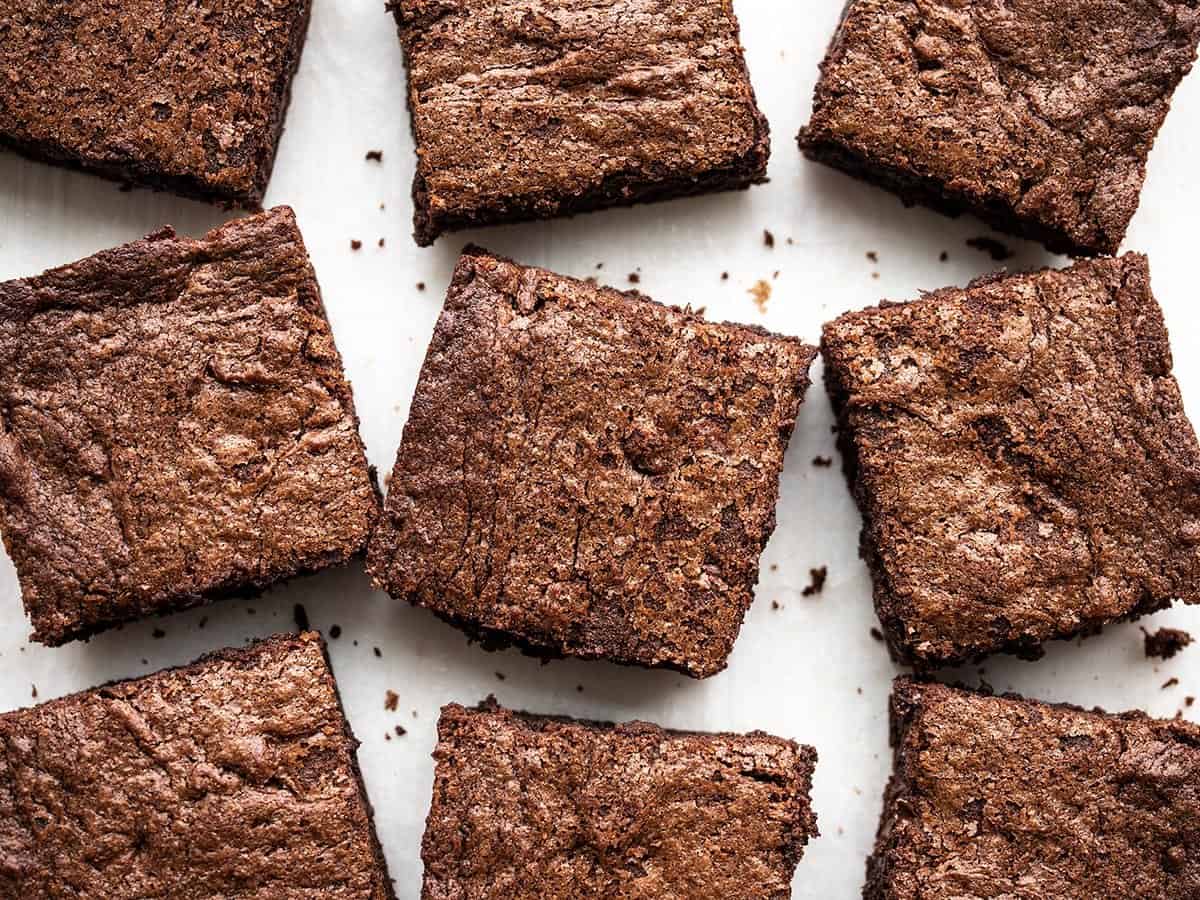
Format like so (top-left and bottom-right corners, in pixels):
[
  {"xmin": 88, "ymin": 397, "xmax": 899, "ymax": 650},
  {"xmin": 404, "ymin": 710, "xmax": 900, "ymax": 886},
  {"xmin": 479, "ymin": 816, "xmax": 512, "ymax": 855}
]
[
  {"xmin": 0, "ymin": 632, "xmax": 396, "ymax": 898},
  {"xmin": 0, "ymin": 208, "xmax": 380, "ymax": 645},
  {"xmin": 0, "ymin": 0, "xmax": 312, "ymax": 207},
  {"xmin": 367, "ymin": 246, "xmax": 816, "ymax": 678},
  {"xmin": 388, "ymin": 0, "xmax": 770, "ymax": 246},
  {"xmin": 865, "ymin": 677, "xmax": 1200, "ymax": 899},
  {"xmin": 420, "ymin": 698, "xmax": 818, "ymax": 899}
]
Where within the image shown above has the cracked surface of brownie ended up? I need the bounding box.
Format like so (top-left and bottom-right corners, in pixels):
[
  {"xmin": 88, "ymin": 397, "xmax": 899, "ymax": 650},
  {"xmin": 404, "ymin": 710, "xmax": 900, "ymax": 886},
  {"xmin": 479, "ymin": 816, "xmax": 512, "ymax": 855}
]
[
  {"xmin": 390, "ymin": 0, "xmax": 770, "ymax": 245},
  {"xmin": 421, "ymin": 698, "xmax": 818, "ymax": 899},
  {"xmin": 822, "ymin": 254, "xmax": 1200, "ymax": 668},
  {"xmin": 799, "ymin": 0, "xmax": 1200, "ymax": 256},
  {"xmin": 867, "ymin": 678, "xmax": 1200, "ymax": 899},
  {"xmin": 367, "ymin": 247, "xmax": 816, "ymax": 678},
  {"xmin": 0, "ymin": 632, "xmax": 395, "ymax": 898},
  {"xmin": 0, "ymin": 208, "xmax": 379, "ymax": 645}
]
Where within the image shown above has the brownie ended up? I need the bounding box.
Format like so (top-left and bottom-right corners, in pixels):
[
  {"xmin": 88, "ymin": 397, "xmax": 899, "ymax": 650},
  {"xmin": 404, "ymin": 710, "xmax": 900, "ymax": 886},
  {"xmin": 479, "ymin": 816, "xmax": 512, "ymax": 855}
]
[
  {"xmin": 0, "ymin": 207, "xmax": 379, "ymax": 645},
  {"xmin": 798, "ymin": 0, "xmax": 1200, "ymax": 257},
  {"xmin": 0, "ymin": 0, "xmax": 311, "ymax": 206},
  {"xmin": 421, "ymin": 699, "xmax": 818, "ymax": 899},
  {"xmin": 366, "ymin": 247, "xmax": 816, "ymax": 678},
  {"xmin": 389, "ymin": 0, "xmax": 770, "ymax": 246},
  {"xmin": 0, "ymin": 632, "xmax": 395, "ymax": 897},
  {"xmin": 867, "ymin": 678, "xmax": 1200, "ymax": 898},
  {"xmin": 821, "ymin": 254, "xmax": 1200, "ymax": 669}
]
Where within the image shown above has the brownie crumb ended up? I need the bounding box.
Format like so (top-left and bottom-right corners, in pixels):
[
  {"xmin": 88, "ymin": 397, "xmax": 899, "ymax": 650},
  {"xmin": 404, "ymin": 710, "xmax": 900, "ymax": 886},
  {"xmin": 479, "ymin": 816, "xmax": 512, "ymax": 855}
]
[
  {"xmin": 1144, "ymin": 627, "xmax": 1193, "ymax": 660},
  {"xmin": 596, "ymin": 263, "xmax": 604, "ymax": 269},
  {"xmin": 329, "ymin": 624, "xmax": 342, "ymax": 639},
  {"xmin": 198, "ymin": 617, "xmax": 207, "ymax": 630},
  {"xmin": 152, "ymin": 628, "xmax": 165, "ymax": 639},
  {"xmin": 965, "ymin": 236, "xmax": 1015, "ymax": 261},
  {"xmin": 365, "ymin": 150, "xmax": 383, "ymax": 162},
  {"xmin": 30, "ymin": 684, "xmax": 37, "ymax": 698},
  {"xmin": 395, "ymin": 725, "xmax": 407, "ymax": 737},
  {"xmin": 246, "ymin": 607, "xmax": 256, "ymax": 616},
  {"xmin": 866, "ymin": 251, "xmax": 878, "ymax": 263},
  {"xmin": 384, "ymin": 732, "xmax": 391, "ymax": 741},
  {"xmin": 628, "ymin": 272, "xmax": 641, "ymax": 284},
  {"xmin": 1163, "ymin": 677, "xmax": 1180, "ymax": 690},
  {"xmin": 385, "ymin": 690, "xmax": 399, "ymax": 711},
  {"xmin": 1187, "ymin": 697, "xmax": 1196, "ymax": 707},
  {"xmin": 786, "ymin": 237, "xmax": 794, "ymax": 246},
  {"xmin": 576, "ymin": 685, "xmax": 584, "ymax": 693},
  {"xmin": 416, "ymin": 282, "xmax": 426, "ymax": 292},
  {"xmin": 378, "ymin": 238, "xmax": 385, "ymax": 248},
  {"xmin": 939, "ymin": 251, "xmax": 949, "ymax": 262},
  {"xmin": 293, "ymin": 603, "xmax": 310, "ymax": 632},
  {"xmin": 813, "ymin": 456, "xmax": 833, "ymax": 468},
  {"xmin": 771, "ymin": 600, "xmax": 782, "ymax": 611},
  {"xmin": 870, "ymin": 627, "xmax": 884, "ymax": 642},
  {"xmin": 721, "ymin": 272, "xmax": 729, "ymax": 281},
  {"xmin": 764, "ymin": 230, "xmax": 775, "ymax": 248},
  {"xmin": 350, "ymin": 239, "xmax": 362, "ymax": 251},
  {"xmin": 749, "ymin": 280, "xmax": 771, "ymax": 313},
  {"xmin": 802, "ymin": 566, "xmax": 828, "ymax": 597},
  {"xmin": 495, "ymin": 671, "xmax": 506, "ymax": 681},
  {"xmin": 373, "ymin": 647, "xmax": 382, "ymax": 658}
]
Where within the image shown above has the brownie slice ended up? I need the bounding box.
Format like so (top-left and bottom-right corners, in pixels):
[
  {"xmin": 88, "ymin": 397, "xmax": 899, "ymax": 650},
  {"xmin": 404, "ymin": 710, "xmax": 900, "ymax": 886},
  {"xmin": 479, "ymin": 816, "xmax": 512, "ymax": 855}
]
[
  {"xmin": 0, "ymin": 0, "xmax": 311, "ymax": 206},
  {"xmin": 867, "ymin": 678, "xmax": 1200, "ymax": 899},
  {"xmin": 367, "ymin": 247, "xmax": 816, "ymax": 678},
  {"xmin": 0, "ymin": 207, "xmax": 379, "ymax": 645},
  {"xmin": 821, "ymin": 254, "xmax": 1200, "ymax": 669},
  {"xmin": 0, "ymin": 632, "xmax": 395, "ymax": 898},
  {"xmin": 422, "ymin": 699, "xmax": 818, "ymax": 899},
  {"xmin": 389, "ymin": 0, "xmax": 770, "ymax": 246},
  {"xmin": 798, "ymin": 0, "xmax": 1200, "ymax": 257}
]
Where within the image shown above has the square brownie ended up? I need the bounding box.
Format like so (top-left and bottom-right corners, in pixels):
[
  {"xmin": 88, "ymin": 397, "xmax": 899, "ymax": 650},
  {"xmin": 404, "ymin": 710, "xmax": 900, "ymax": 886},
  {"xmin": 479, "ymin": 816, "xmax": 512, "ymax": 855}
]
[
  {"xmin": 0, "ymin": 632, "xmax": 395, "ymax": 897},
  {"xmin": 0, "ymin": 0, "xmax": 311, "ymax": 206},
  {"xmin": 798, "ymin": 0, "xmax": 1200, "ymax": 257},
  {"xmin": 422, "ymin": 699, "xmax": 818, "ymax": 899},
  {"xmin": 0, "ymin": 207, "xmax": 379, "ymax": 645},
  {"xmin": 868, "ymin": 678, "xmax": 1200, "ymax": 899},
  {"xmin": 367, "ymin": 248, "xmax": 816, "ymax": 678},
  {"xmin": 821, "ymin": 254, "xmax": 1200, "ymax": 669},
  {"xmin": 389, "ymin": 0, "xmax": 770, "ymax": 245}
]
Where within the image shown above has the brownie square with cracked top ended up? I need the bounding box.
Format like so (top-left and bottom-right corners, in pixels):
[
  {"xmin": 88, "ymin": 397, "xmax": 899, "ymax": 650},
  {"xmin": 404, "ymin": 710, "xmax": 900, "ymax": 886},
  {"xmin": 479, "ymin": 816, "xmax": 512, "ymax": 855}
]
[
  {"xmin": 867, "ymin": 678, "xmax": 1200, "ymax": 899},
  {"xmin": 389, "ymin": 0, "xmax": 770, "ymax": 245},
  {"xmin": 798, "ymin": 0, "xmax": 1200, "ymax": 257},
  {"xmin": 0, "ymin": 0, "xmax": 311, "ymax": 206},
  {"xmin": 0, "ymin": 632, "xmax": 395, "ymax": 898},
  {"xmin": 822, "ymin": 254, "xmax": 1200, "ymax": 669},
  {"xmin": 0, "ymin": 207, "xmax": 379, "ymax": 645},
  {"xmin": 367, "ymin": 247, "xmax": 816, "ymax": 678},
  {"xmin": 421, "ymin": 699, "xmax": 818, "ymax": 899}
]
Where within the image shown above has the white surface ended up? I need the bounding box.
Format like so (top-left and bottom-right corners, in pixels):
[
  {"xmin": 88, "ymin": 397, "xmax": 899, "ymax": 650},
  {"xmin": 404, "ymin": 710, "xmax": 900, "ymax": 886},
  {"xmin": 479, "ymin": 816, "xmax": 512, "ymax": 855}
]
[{"xmin": 2, "ymin": 2, "xmax": 1200, "ymax": 897}]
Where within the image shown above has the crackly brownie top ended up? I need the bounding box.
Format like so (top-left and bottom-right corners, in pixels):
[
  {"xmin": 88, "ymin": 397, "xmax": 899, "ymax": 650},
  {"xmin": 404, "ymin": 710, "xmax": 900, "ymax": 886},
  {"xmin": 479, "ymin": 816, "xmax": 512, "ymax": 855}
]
[
  {"xmin": 367, "ymin": 248, "xmax": 815, "ymax": 678},
  {"xmin": 0, "ymin": 0, "xmax": 310, "ymax": 202},
  {"xmin": 869, "ymin": 679, "xmax": 1200, "ymax": 898},
  {"xmin": 0, "ymin": 207, "xmax": 378, "ymax": 645},
  {"xmin": 421, "ymin": 700, "xmax": 817, "ymax": 899},
  {"xmin": 395, "ymin": 0, "xmax": 768, "ymax": 240},
  {"xmin": 822, "ymin": 254, "xmax": 1200, "ymax": 667},
  {"xmin": 0, "ymin": 633, "xmax": 393, "ymax": 898},
  {"xmin": 803, "ymin": 0, "xmax": 1200, "ymax": 255}
]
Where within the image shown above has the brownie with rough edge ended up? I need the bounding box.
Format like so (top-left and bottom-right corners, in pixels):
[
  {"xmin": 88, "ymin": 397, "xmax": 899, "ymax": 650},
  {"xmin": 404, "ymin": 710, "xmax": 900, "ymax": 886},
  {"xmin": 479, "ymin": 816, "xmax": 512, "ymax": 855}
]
[
  {"xmin": 421, "ymin": 698, "xmax": 818, "ymax": 899},
  {"xmin": 0, "ymin": 0, "xmax": 311, "ymax": 206},
  {"xmin": 367, "ymin": 247, "xmax": 816, "ymax": 678},
  {"xmin": 798, "ymin": 0, "xmax": 1200, "ymax": 257},
  {"xmin": 388, "ymin": 0, "xmax": 771, "ymax": 246},
  {"xmin": 821, "ymin": 254, "xmax": 1200, "ymax": 669},
  {"xmin": 0, "ymin": 208, "xmax": 380, "ymax": 645},
  {"xmin": 0, "ymin": 632, "xmax": 395, "ymax": 898},
  {"xmin": 867, "ymin": 678, "xmax": 1200, "ymax": 899}
]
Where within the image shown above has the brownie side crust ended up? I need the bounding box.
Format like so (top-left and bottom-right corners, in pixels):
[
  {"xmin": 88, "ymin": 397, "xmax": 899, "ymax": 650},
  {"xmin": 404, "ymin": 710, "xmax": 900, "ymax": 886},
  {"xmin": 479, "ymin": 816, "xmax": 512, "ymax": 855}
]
[
  {"xmin": 798, "ymin": 0, "xmax": 1200, "ymax": 256},
  {"xmin": 391, "ymin": 0, "xmax": 770, "ymax": 245},
  {"xmin": 866, "ymin": 678, "xmax": 1200, "ymax": 899},
  {"xmin": 0, "ymin": 207, "xmax": 380, "ymax": 645},
  {"xmin": 421, "ymin": 699, "xmax": 818, "ymax": 899},
  {"xmin": 367, "ymin": 247, "xmax": 816, "ymax": 678},
  {"xmin": 0, "ymin": 632, "xmax": 395, "ymax": 898},
  {"xmin": 821, "ymin": 254, "xmax": 1200, "ymax": 669},
  {"xmin": 0, "ymin": 0, "xmax": 312, "ymax": 206}
]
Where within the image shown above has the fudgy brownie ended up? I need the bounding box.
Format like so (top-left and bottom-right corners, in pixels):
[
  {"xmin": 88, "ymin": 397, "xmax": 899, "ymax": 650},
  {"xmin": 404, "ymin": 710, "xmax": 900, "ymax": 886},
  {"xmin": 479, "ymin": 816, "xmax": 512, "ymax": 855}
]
[
  {"xmin": 798, "ymin": 0, "xmax": 1200, "ymax": 257},
  {"xmin": 867, "ymin": 678, "xmax": 1200, "ymax": 899},
  {"xmin": 367, "ymin": 247, "xmax": 816, "ymax": 678},
  {"xmin": 822, "ymin": 254, "xmax": 1200, "ymax": 669},
  {"xmin": 0, "ymin": 632, "xmax": 395, "ymax": 898},
  {"xmin": 0, "ymin": 0, "xmax": 311, "ymax": 206},
  {"xmin": 421, "ymin": 699, "xmax": 818, "ymax": 899},
  {"xmin": 388, "ymin": 0, "xmax": 770, "ymax": 245},
  {"xmin": 0, "ymin": 207, "xmax": 379, "ymax": 645}
]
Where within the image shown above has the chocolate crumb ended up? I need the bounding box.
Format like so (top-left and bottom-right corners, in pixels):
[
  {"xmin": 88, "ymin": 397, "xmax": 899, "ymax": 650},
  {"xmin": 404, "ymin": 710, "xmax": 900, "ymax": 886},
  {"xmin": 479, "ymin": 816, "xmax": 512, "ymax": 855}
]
[
  {"xmin": 373, "ymin": 647, "xmax": 382, "ymax": 658},
  {"xmin": 1163, "ymin": 677, "xmax": 1180, "ymax": 690},
  {"xmin": 152, "ymin": 628, "xmax": 165, "ymax": 639},
  {"xmin": 628, "ymin": 272, "xmax": 641, "ymax": 284},
  {"xmin": 764, "ymin": 229, "xmax": 775, "ymax": 248},
  {"xmin": 365, "ymin": 150, "xmax": 383, "ymax": 162},
  {"xmin": 378, "ymin": 238, "xmax": 385, "ymax": 247},
  {"xmin": 772, "ymin": 270, "xmax": 780, "ymax": 280},
  {"xmin": 198, "ymin": 617, "xmax": 207, "ymax": 629},
  {"xmin": 246, "ymin": 607, "xmax": 255, "ymax": 616},
  {"xmin": 749, "ymin": 280, "xmax": 771, "ymax": 313},
  {"xmin": 813, "ymin": 456, "xmax": 833, "ymax": 468},
  {"xmin": 596, "ymin": 262, "xmax": 604, "ymax": 269},
  {"xmin": 329, "ymin": 624, "xmax": 342, "ymax": 639},
  {"xmin": 1187, "ymin": 696, "xmax": 1195, "ymax": 707},
  {"xmin": 870, "ymin": 627, "xmax": 884, "ymax": 642},
  {"xmin": 802, "ymin": 566, "xmax": 828, "ymax": 597},
  {"xmin": 30, "ymin": 684, "xmax": 37, "ymax": 698},
  {"xmin": 350, "ymin": 239, "xmax": 362, "ymax": 251},
  {"xmin": 293, "ymin": 603, "xmax": 310, "ymax": 631},
  {"xmin": 720, "ymin": 272, "xmax": 729, "ymax": 281},
  {"xmin": 385, "ymin": 732, "xmax": 391, "ymax": 741},
  {"xmin": 576, "ymin": 685, "xmax": 584, "ymax": 693},
  {"xmin": 939, "ymin": 251, "xmax": 949, "ymax": 262},
  {"xmin": 416, "ymin": 282, "xmax": 426, "ymax": 291},
  {"xmin": 786, "ymin": 237, "xmax": 794, "ymax": 246},
  {"xmin": 1144, "ymin": 627, "xmax": 1193, "ymax": 660},
  {"xmin": 495, "ymin": 671, "xmax": 506, "ymax": 681},
  {"xmin": 395, "ymin": 725, "xmax": 407, "ymax": 737},
  {"xmin": 771, "ymin": 600, "xmax": 781, "ymax": 610},
  {"xmin": 866, "ymin": 251, "xmax": 878, "ymax": 263},
  {"xmin": 769, "ymin": 563, "xmax": 778, "ymax": 572},
  {"xmin": 385, "ymin": 690, "xmax": 399, "ymax": 711},
  {"xmin": 353, "ymin": 640, "xmax": 358, "ymax": 646},
  {"xmin": 965, "ymin": 236, "xmax": 1015, "ymax": 261}
]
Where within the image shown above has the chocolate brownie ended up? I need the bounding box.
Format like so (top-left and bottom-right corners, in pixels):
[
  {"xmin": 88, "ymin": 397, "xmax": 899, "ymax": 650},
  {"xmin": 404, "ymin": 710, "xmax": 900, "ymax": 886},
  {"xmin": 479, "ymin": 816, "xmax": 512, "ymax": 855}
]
[
  {"xmin": 388, "ymin": 0, "xmax": 770, "ymax": 245},
  {"xmin": 798, "ymin": 0, "xmax": 1200, "ymax": 257},
  {"xmin": 421, "ymin": 699, "xmax": 818, "ymax": 899},
  {"xmin": 821, "ymin": 254, "xmax": 1200, "ymax": 669},
  {"xmin": 0, "ymin": 207, "xmax": 379, "ymax": 645},
  {"xmin": 0, "ymin": 0, "xmax": 311, "ymax": 206},
  {"xmin": 0, "ymin": 632, "xmax": 395, "ymax": 898},
  {"xmin": 867, "ymin": 678, "xmax": 1200, "ymax": 898},
  {"xmin": 367, "ymin": 247, "xmax": 816, "ymax": 678}
]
